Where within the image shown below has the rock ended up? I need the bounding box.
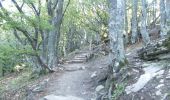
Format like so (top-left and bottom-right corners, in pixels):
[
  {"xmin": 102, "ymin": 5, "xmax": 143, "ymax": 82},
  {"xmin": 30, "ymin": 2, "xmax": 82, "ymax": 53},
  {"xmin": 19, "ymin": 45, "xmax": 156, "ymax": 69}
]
[
  {"xmin": 142, "ymin": 63, "xmax": 153, "ymax": 67},
  {"xmin": 156, "ymin": 70, "xmax": 164, "ymax": 75},
  {"xmin": 160, "ymin": 79, "xmax": 164, "ymax": 83},
  {"xmin": 125, "ymin": 64, "xmax": 163, "ymax": 94},
  {"xmin": 26, "ymin": 92, "xmax": 36, "ymax": 100},
  {"xmin": 161, "ymin": 93, "xmax": 168, "ymax": 100},
  {"xmin": 155, "ymin": 84, "xmax": 164, "ymax": 89},
  {"xmin": 91, "ymin": 71, "xmax": 97, "ymax": 78},
  {"xmin": 157, "ymin": 75, "xmax": 163, "ymax": 79},
  {"xmin": 156, "ymin": 90, "xmax": 162, "ymax": 96},
  {"xmin": 99, "ymin": 66, "xmax": 103, "ymax": 69},
  {"xmin": 95, "ymin": 85, "xmax": 104, "ymax": 92},
  {"xmin": 166, "ymin": 75, "xmax": 170, "ymax": 80},
  {"xmin": 32, "ymin": 86, "xmax": 43, "ymax": 92},
  {"xmin": 80, "ymin": 66, "xmax": 86, "ymax": 70},
  {"xmin": 32, "ymin": 79, "xmax": 49, "ymax": 93},
  {"xmin": 43, "ymin": 94, "xmax": 84, "ymax": 100}
]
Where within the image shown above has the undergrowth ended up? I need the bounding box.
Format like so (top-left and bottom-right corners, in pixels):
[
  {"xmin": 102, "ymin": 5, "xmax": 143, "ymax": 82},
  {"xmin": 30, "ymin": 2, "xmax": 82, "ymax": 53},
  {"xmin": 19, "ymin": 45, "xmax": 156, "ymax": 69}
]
[
  {"xmin": 0, "ymin": 69, "xmax": 36, "ymax": 98},
  {"xmin": 112, "ymin": 83, "xmax": 126, "ymax": 100}
]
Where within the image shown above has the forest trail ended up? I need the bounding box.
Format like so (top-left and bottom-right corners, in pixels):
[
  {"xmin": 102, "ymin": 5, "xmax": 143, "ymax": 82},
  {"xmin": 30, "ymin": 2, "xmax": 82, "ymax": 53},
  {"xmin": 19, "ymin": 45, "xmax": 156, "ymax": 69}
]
[
  {"xmin": 29, "ymin": 43, "xmax": 170, "ymax": 100},
  {"xmin": 36, "ymin": 50, "xmax": 110, "ymax": 100}
]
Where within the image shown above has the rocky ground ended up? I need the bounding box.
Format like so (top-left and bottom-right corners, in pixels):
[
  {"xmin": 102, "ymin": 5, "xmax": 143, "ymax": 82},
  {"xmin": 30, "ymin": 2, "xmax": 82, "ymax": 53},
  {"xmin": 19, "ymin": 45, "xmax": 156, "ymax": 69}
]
[
  {"xmin": 1, "ymin": 40, "xmax": 170, "ymax": 100},
  {"xmin": 119, "ymin": 42, "xmax": 170, "ymax": 100},
  {"xmin": 25, "ymin": 50, "xmax": 110, "ymax": 100}
]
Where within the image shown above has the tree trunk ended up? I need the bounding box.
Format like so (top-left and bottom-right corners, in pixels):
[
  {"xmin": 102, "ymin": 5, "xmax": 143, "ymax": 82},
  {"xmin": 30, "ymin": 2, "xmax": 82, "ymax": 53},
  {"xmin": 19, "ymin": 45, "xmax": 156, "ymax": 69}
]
[
  {"xmin": 166, "ymin": 0, "xmax": 170, "ymax": 32},
  {"xmin": 108, "ymin": 0, "xmax": 117, "ymax": 68},
  {"xmin": 47, "ymin": 0, "xmax": 64, "ymax": 69},
  {"xmin": 116, "ymin": 0, "xmax": 126, "ymax": 65},
  {"xmin": 140, "ymin": 0, "xmax": 150, "ymax": 45},
  {"xmin": 125, "ymin": 0, "xmax": 129, "ymax": 45},
  {"xmin": 108, "ymin": 0, "xmax": 126, "ymax": 72},
  {"xmin": 160, "ymin": 0, "xmax": 167, "ymax": 38},
  {"xmin": 131, "ymin": 0, "xmax": 138, "ymax": 44}
]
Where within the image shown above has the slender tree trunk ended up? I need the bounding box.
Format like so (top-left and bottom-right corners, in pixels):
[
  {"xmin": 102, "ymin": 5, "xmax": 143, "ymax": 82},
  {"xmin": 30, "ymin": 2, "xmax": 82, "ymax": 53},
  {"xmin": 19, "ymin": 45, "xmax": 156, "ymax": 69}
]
[
  {"xmin": 160, "ymin": 0, "xmax": 167, "ymax": 38},
  {"xmin": 131, "ymin": 0, "xmax": 138, "ymax": 44},
  {"xmin": 116, "ymin": 0, "xmax": 126, "ymax": 64},
  {"xmin": 153, "ymin": 0, "xmax": 157, "ymax": 27},
  {"xmin": 41, "ymin": 31, "xmax": 48, "ymax": 64},
  {"xmin": 125, "ymin": 0, "xmax": 129, "ymax": 45},
  {"xmin": 108, "ymin": 0, "xmax": 117, "ymax": 67},
  {"xmin": 166, "ymin": 0, "xmax": 170, "ymax": 32},
  {"xmin": 140, "ymin": 0, "xmax": 150, "ymax": 45}
]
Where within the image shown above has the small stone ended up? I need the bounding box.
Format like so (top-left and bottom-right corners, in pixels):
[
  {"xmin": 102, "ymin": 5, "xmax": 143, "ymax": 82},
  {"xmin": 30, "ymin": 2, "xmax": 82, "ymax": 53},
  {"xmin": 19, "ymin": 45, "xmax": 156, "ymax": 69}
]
[
  {"xmin": 80, "ymin": 66, "xmax": 85, "ymax": 70},
  {"xmin": 162, "ymin": 93, "xmax": 168, "ymax": 100},
  {"xmin": 156, "ymin": 70, "xmax": 164, "ymax": 76},
  {"xmin": 95, "ymin": 85, "xmax": 104, "ymax": 92},
  {"xmin": 155, "ymin": 84, "xmax": 164, "ymax": 89},
  {"xmin": 160, "ymin": 79, "xmax": 164, "ymax": 83},
  {"xmin": 140, "ymin": 96, "xmax": 144, "ymax": 100},
  {"xmin": 166, "ymin": 76, "xmax": 170, "ymax": 80},
  {"xmin": 32, "ymin": 79, "xmax": 49, "ymax": 93},
  {"xmin": 156, "ymin": 90, "xmax": 162, "ymax": 96},
  {"xmin": 91, "ymin": 71, "xmax": 97, "ymax": 78},
  {"xmin": 142, "ymin": 63, "xmax": 151, "ymax": 67},
  {"xmin": 99, "ymin": 66, "xmax": 103, "ymax": 69},
  {"xmin": 156, "ymin": 75, "xmax": 163, "ymax": 79}
]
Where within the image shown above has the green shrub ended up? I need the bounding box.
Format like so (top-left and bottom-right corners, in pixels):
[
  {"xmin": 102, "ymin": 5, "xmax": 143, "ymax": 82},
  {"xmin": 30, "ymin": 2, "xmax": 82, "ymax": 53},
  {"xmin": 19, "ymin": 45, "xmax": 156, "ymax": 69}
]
[
  {"xmin": 112, "ymin": 83, "xmax": 125, "ymax": 100},
  {"xmin": 0, "ymin": 44, "xmax": 22, "ymax": 76}
]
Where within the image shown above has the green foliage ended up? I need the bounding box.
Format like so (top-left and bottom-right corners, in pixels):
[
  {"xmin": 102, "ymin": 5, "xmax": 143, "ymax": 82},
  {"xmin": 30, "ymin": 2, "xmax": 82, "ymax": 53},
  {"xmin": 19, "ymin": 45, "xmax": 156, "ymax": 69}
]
[
  {"xmin": 0, "ymin": 43, "xmax": 36, "ymax": 76},
  {"xmin": 112, "ymin": 83, "xmax": 125, "ymax": 100},
  {"xmin": 23, "ymin": 0, "xmax": 36, "ymax": 4},
  {"xmin": 0, "ymin": 70, "xmax": 35, "ymax": 96},
  {"xmin": 0, "ymin": 44, "xmax": 21, "ymax": 76},
  {"xmin": 119, "ymin": 58, "xmax": 129, "ymax": 68}
]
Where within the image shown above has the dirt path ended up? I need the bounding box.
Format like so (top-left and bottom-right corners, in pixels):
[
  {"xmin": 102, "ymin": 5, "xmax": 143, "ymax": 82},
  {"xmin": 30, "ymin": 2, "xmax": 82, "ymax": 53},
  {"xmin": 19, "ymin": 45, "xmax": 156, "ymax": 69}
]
[
  {"xmin": 33, "ymin": 43, "xmax": 170, "ymax": 100},
  {"xmin": 35, "ymin": 52, "xmax": 110, "ymax": 100}
]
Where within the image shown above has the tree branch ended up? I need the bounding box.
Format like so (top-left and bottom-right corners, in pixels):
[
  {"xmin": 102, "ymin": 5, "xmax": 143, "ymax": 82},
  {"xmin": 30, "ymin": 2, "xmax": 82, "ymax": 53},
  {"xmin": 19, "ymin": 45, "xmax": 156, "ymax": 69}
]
[
  {"xmin": 61, "ymin": 0, "xmax": 70, "ymax": 19},
  {"xmin": 20, "ymin": 2, "xmax": 25, "ymax": 9},
  {"xmin": 0, "ymin": 1, "xmax": 2, "ymax": 8},
  {"xmin": 47, "ymin": 0, "xmax": 53, "ymax": 16},
  {"xmin": 11, "ymin": 0, "xmax": 24, "ymax": 13},
  {"xmin": 13, "ymin": 29, "xmax": 24, "ymax": 44},
  {"xmin": 53, "ymin": 0, "xmax": 59, "ymax": 10},
  {"xmin": 30, "ymin": 3, "xmax": 40, "ymax": 16}
]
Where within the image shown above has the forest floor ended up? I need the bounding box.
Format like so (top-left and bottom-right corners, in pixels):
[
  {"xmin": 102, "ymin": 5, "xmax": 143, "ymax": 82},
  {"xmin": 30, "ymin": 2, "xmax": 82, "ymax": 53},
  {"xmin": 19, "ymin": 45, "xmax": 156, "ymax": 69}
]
[
  {"xmin": 119, "ymin": 43, "xmax": 170, "ymax": 100},
  {"xmin": 1, "ymin": 43, "xmax": 170, "ymax": 100},
  {"xmin": 30, "ymin": 48, "xmax": 111, "ymax": 100}
]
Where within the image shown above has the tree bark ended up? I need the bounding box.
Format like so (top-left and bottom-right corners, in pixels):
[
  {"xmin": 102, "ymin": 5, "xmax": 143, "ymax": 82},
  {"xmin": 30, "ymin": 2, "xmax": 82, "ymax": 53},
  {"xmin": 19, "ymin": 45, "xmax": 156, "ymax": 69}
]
[
  {"xmin": 160, "ymin": 0, "xmax": 167, "ymax": 38},
  {"xmin": 166, "ymin": 0, "xmax": 170, "ymax": 32},
  {"xmin": 108, "ymin": 0, "xmax": 126, "ymax": 71},
  {"xmin": 116, "ymin": 0, "xmax": 126, "ymax": 64},
  {"xmin": 47, "ymin": 0, "xmax": 64, "ymax": 69},
  {"xmin": 140, "ymin": 0, "xmax": 150, "ymax": 45},
  {"xmin": 125, "ymin": 0, "xmax": 129, "ymax": 45},
  {"xmin": 131, "ymin": 0, "xmax": 138, "ymax": 44},
  {"xmin": 108, "ymin": 0, "xmax": 117, "ymax": 68}
]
